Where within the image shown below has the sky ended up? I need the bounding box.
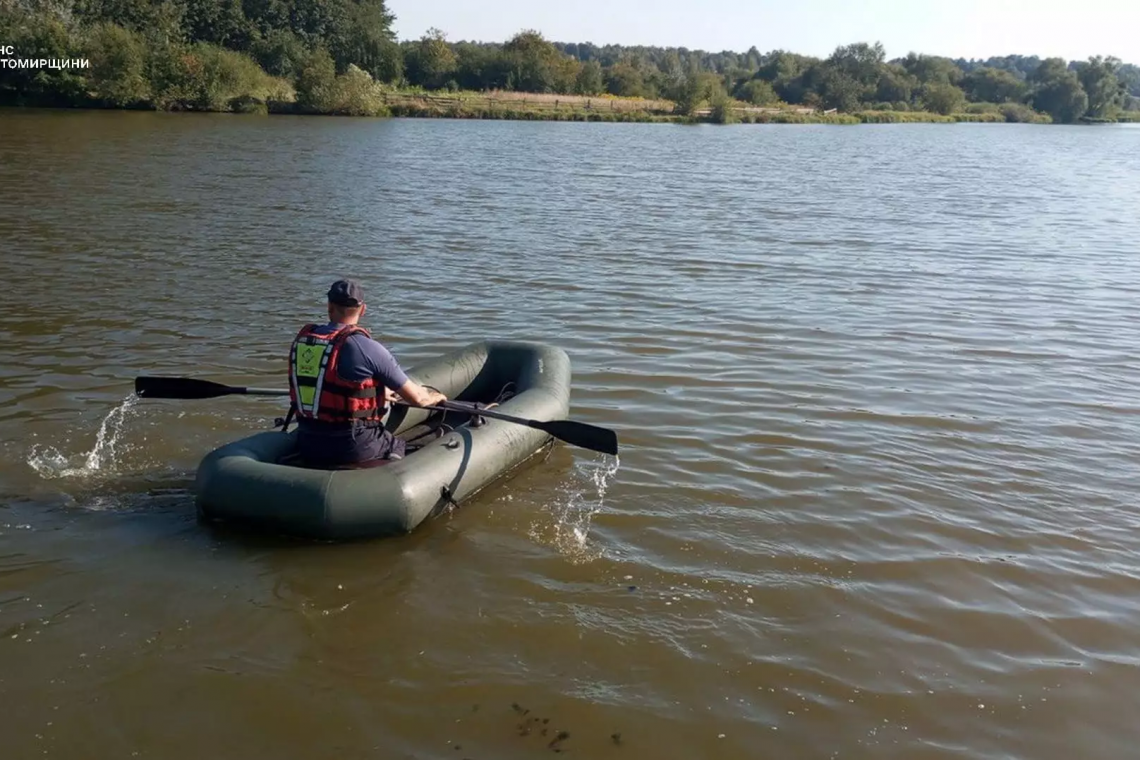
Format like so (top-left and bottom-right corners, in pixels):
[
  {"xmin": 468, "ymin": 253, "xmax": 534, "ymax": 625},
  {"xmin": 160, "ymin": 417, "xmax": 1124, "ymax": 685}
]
[{"xmin": 387, "ymin": 0, "xmax": 1140, "ymax": 64}]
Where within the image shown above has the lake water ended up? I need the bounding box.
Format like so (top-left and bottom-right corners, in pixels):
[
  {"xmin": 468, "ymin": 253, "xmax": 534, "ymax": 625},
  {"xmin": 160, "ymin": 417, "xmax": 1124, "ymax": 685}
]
[{"xmin": 1, "ymin": 111, "xmax": 1139, "ymax": 759}]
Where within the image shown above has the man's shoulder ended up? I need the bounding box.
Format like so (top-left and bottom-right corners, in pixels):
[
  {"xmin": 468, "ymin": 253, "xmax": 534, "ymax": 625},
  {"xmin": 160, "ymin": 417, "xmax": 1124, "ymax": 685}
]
[
  {"xmin": 344, "ymin": 330, "xmax": 396, "ymax": 363},
  {"xmin": 346, "ymin": 329, "xmax": 385, "ymax": 349}
]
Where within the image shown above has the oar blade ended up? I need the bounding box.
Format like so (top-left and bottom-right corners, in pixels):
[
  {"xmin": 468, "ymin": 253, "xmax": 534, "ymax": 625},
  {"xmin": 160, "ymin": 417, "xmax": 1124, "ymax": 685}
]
[
  {"xmin": 538, "ymin": 419, "xmax": 619, "ymax": 456},
  {"xmin": 134, "ymin": 376, "xmax": 238, "ymax": 400}
]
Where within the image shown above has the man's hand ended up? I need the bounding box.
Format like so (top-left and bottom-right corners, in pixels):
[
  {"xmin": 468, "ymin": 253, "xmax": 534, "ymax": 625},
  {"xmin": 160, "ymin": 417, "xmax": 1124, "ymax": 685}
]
[
  {"xmin": 422, "ymin": 389, "xmax": 448, "ymax": 408},
  {"xmin": 395, "ymin": 380, "xmax": 447, "ymax": 408}
]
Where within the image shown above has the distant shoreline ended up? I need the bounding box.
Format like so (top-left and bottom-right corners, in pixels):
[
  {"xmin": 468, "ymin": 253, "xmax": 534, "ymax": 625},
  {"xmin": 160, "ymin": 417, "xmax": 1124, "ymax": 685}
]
[{"xmin": 6, "ymin": 90, "xmax": 1099, "ymax": 125}]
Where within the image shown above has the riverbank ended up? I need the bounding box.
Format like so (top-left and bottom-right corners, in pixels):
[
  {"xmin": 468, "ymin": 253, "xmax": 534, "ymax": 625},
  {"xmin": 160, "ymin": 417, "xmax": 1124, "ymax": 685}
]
[
  {"xmin": 380, "ymin": 91, "xmax": 1062, "ymax": 123},
  {"xmin": 0, "ymin": 85, "xmax": 1063, "ymax": 125}
]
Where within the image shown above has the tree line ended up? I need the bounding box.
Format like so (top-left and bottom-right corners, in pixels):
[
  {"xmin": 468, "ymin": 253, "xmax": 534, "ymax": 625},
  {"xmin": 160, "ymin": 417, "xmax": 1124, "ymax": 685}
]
[{"xmin": 1, "ymin": 0, "xmax": 1137, "ymax": 122}]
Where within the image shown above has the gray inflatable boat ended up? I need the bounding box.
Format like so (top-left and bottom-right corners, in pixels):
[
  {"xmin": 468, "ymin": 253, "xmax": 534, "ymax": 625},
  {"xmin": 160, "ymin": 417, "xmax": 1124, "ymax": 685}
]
[{"xmin": 194, "ymin": 340, "xmax": 571, "ymax": 539}]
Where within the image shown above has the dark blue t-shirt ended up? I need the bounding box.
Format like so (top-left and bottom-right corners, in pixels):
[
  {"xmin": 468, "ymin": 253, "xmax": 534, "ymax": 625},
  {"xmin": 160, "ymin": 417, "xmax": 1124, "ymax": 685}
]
[{"xmin": 296, "ymin": 323, "xmax": 411, "ymax": 465}]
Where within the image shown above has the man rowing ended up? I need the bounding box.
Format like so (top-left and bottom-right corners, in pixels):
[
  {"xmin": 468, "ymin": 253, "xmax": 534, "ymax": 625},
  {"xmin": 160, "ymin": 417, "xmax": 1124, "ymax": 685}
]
[{"xmin": 286, "ymin": 279, "xmax": 446, "ymax": 468}]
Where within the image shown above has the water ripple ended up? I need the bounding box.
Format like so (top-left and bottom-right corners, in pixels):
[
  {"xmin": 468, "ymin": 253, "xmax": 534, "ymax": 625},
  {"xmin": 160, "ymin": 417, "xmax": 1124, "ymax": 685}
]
[{"xmin": 1, "ymin": 114, "xmax": 1140, "ymax": 759}]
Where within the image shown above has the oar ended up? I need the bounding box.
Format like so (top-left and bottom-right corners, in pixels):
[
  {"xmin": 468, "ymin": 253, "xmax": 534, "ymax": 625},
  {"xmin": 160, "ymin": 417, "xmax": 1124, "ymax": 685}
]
[
  {"xmin": 433, "ymin": 400, "xmax": 618, "ymax": 456},
  {"xmin": 133, "ymin": 377, "xmax": 619, "ymax": 455},
  {"xmin": 135, "ymin": 377, "xmax": 284, "ymax": 399}
]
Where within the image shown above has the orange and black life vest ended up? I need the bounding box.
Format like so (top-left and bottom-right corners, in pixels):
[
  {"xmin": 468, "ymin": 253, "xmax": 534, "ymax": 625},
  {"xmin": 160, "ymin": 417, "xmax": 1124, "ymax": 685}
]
[{"xmin": 287, "ymin": 324, "xmax": 386, "ymax": 427}]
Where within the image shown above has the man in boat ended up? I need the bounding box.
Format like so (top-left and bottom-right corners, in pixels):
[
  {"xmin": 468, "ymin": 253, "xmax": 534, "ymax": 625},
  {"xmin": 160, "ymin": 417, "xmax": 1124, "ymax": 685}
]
[{"xmin": 287, "ymin": 279, "xmax": 447, "ymax": 468}]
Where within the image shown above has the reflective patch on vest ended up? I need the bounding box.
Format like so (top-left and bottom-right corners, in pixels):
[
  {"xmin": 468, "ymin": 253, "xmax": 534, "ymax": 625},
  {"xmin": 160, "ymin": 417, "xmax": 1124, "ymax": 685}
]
[
  {"xmin": 296, "ymin": 344, "xmax": 324, "ymax": 378},
  {"xmin": 293, "ymin": 341, "xmax": 332, "ymax": 412}
]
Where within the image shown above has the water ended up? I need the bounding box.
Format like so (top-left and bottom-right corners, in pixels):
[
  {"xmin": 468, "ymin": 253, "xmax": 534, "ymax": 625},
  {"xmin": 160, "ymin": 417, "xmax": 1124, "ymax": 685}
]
[{"xmin": 1, "ymin": 110, "xmax": 1139, "ymax": 759}]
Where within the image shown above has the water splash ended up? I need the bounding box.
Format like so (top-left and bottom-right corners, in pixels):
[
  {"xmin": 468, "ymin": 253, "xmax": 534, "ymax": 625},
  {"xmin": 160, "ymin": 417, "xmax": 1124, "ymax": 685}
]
[
  {"xmin": 530, "ymin": 454, "xmax": 621, "ymax": 562},
  {"xmin": 27, "ymin": 395, "xmax": 140, "ymax": 479}
]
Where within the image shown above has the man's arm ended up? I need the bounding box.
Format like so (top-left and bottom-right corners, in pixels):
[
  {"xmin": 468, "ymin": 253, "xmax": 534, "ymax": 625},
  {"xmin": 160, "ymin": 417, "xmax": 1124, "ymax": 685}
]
[
  {"xmin": 360, "ymin": 338, "xmax": 447, "ymax": 408},
  {"xmin": 394, "ymin": 380, "xmax": 447, "ymax": 408}
]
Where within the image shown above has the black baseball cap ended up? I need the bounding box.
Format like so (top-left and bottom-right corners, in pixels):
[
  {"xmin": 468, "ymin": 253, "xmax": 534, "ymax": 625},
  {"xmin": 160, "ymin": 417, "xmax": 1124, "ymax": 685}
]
[{"xmin": 327, "ymin": 279, "xmax": 364, "ymax": 306}]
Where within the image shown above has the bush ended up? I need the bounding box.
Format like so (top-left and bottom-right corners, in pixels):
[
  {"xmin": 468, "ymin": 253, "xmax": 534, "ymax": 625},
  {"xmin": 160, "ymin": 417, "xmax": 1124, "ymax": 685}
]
[
  {"xmin": 964, "ymin": 102, "xmax": 1002, "ymax": 114},
  {"xmin": 84, "ymin": 23, "xmax": 150, "ymax": 106},
  {"xmin": 892, "ymin": 100, "xmax": 910, "ymax": 111},
  {"xmin": 147, "ymin": 44, "xmax": 198, "ymax": 110},
  {"xmin": 148, "ymin": 42, "xmax": 290, "ymax": 112},
  {"xmin": 921, "ymin": 82, "xmax": 967, "ymax": 115},
  {"xmin": 736, "ymin": 78, "xmax": 779, "ymax": 105},
  {"xmin": 250, "ymin": 30, "xmax": 307, "ymax": 79},
  {"xmin": 296, "ymin": 47, "xmax": 339, "ymax": 113},
  {"xmin": 953, "ymin": 112, "xmax": 1004, "ymax": 122},
  {"xmin": 999, "ymin": 102, "xmax": 1052, "ymax": 123},
  {"xmin": 1, "ymin": 13, "xmax": 88, "ymax": 104},
  {"xmin": 331, "ymin": 64, "xmax": 389, "ymax": 116},
  {"xmin": 708, "ymin": 91, "xmax": 739, "ymax": 124},
  {"xmin": 297, "ymin": 50, "xmax": 389, "ymax": 116}
]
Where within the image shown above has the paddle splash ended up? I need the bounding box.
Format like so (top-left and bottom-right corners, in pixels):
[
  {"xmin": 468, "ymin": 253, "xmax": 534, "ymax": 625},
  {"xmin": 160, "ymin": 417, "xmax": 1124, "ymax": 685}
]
[
  {"xmin": 27, "ymin": 394, "xmax": 140, "ymax": 479},
  {"xmin": 530, "ymin": 454, "xmax": 621, "ymax": 562}
]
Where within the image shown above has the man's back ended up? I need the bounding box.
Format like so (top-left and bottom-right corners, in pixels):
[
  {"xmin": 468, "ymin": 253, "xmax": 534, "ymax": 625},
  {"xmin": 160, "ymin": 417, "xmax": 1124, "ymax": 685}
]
[
  {"xmin": 291, "ymin": 279, "xmax": 447, "ymax": 467},
  {"xmin": 295, "ymin": 324, "xmax": 409, "ymax": 466}
]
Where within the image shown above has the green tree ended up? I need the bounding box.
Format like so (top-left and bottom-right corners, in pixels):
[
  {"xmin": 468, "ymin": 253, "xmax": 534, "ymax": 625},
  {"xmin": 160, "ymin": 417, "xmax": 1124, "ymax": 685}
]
[
  {"xmin": 605, "ymin": 60, "xmax": 646, "ymax": 97},
  {"xmin": 574, "ymin": 60, "xmax": 604, "ymax": 95},
  {"xmin": 674, "ymin": 70, "xmax": 724, "ymax": 114},
  {"xmin": 179, "ymin": 0, "xmax": 252, "ymax": 49},
  {"xmin": 370, "ymin": 40, "xmax": 403, "ymax": 84},
  {"xmin": 827, "ymin": 42, "xmax": 886, "ymax": 88},
  {"xmin": 1030, "ymin": 57, "xmax": 1069, "ymax": 84},
  {"xmin": 0, "ymin": 12, "xmax": 88, "ymax": 103},
  {"xmin": 405, "ymin": 27, "xmax": 457, "ymax": 89},
  {"xmin": 1119, "ymin": 64, "xmax": 1140, "ymax": 96},
  {"xmin": 735, "ymin": 78, "xmax": 778, "ymax": 105},
  {"xmin": 657, "ymin": 49, "xmax": 686, "ymax": 93},
  {"xmin": 295, "ymin": 45, "xmax": 338, "ymax": 112},
  {"xmin": 74, "ymin": 0, "xmax": 181, "ymax": 36},
  {"xmin": 1075, "ymin": 56, "xmax": 1124, "ymax": 118},
  {"xmin": 962, "ymin": 67, "xmax": 1028, "ymax": 103},
  {"xmin": 250, "ymin": 29, "xmax": 307, "ymax": 79},
  {"xmin": 1031, "ymin": 66, "xmax": 1089, "ymax": 123},
  {"xmin": 875, "ymin": 63, "xmax": 916, "ymax": 103},
  {"xmin": 900, "ymin": 53, "xmax": 963, "ymax": 85},
  {"xmin": 756, "ymin": 50, "xmax": 814, "ymax": 83},
  {"xmin": 84, "ymin": 22, "xmax": 150, "ymax": 105},
  {"xmin": 709, "ymin": 89, "xmax": 738, "ymax": 124},
  {"xmin": 330, "ymin": 63, "xmax": 387, "ymax": 115},
  {"xmin": 802, "ymin": 42, "xmax": 889, "ymax": 111},
  {"xmin": 920, "ymin": 82, "xmax": 966, "ymax": 114},
  {"xmin": 805, "ymin": 64, "xmax": 864, "ymax": 111},
  {"xmin": 501, "ymin": 29, "xmax": 576, "ymax": 92},
  {"xmin": 453, "ymin": 42, "xmax": 499, "ymax": 90}
]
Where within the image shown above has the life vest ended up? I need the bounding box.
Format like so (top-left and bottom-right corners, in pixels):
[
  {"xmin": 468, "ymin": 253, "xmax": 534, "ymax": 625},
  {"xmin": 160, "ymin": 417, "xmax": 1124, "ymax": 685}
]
[{"xmin": 288, "ymin": 324, "xmax": 386, "ymax": 427}]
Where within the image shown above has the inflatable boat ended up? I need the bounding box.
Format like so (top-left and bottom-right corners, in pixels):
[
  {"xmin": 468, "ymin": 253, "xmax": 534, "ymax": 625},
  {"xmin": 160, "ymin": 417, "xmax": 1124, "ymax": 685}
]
[{"xmin": 192, "ymin": 341, "xmax": 571, "ymax": 539}]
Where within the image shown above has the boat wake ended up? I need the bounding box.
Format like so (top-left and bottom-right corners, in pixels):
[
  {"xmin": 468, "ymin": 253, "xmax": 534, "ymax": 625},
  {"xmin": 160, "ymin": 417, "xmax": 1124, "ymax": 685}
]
[
  {"xmin": 27, "ymin": 395, "xmax": 140, "ymax": 480},
  {"xmin": 530, "ymin": 454, "xmax": 621, "ymax": 563}
]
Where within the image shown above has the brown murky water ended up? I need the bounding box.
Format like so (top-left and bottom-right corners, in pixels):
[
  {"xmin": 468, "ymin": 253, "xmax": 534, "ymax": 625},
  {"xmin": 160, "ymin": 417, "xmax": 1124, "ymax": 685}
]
[{"xmin": 2, "ymin": 110, "xmax": 1139, "ymax": 759}]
